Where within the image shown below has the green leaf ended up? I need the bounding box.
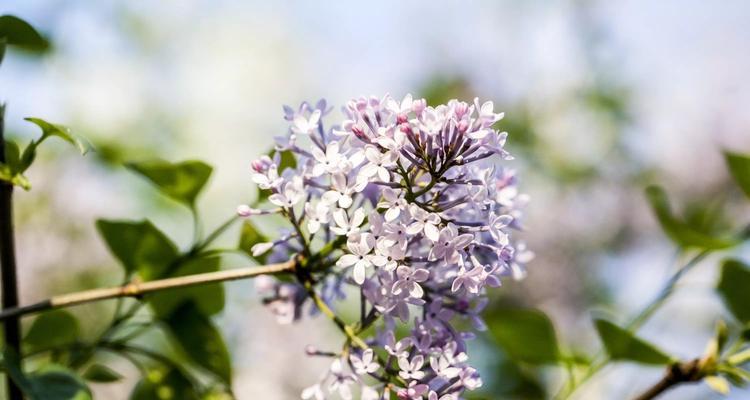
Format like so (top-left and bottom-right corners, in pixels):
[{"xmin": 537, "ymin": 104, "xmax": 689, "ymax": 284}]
[
  {"xmin": 148, "ymin": 256, "xmax": 224, "ymax": 317},
  {"xmin": 127, "ymin": 160, "xmax": 212, "ymax": 207},
  {"xmin": 725, "ymin": 151, "xmax": 750, "ymax": 200},
  {"xmin": 164, "ymin": 302, "xmax": 232, "ymax": 384},
  {"xmin": 238, "ymin": 220, "xmax": 268, "ymax": 263},
  {"xmin": 1, "ymin": 348, "xmax": 34, "ymax": 394},
  {"xmin": 24, "ymin": 310, "xmax": 79, "ymax": 352},
  {"xmin": 0, "ymin": 15, "xmax": 49, "ymax": 52},
  {"xmin": 645, "ymin": 185, "xmax": 739, "ymax": 250},
  {"xmin": 486, "ymin": 308, "xmax": 560, "ymax": 364},
  {"xmin": 0, "ymin": 38, "xmax": 6, "ymax": 65},
  {"xmin": 4, "ymin": 139, "xmax": 20, "ymax": 169},
  {"xmin": 1, "ymin": 140, "xmax": 31, "ymax": 190},
  {"xmin": 130, "ymin": 368, "xmax": 199, "ymax": 400},
  {"xmin": 96, "ymin": 219, "xmax": 179, "ymax": 279},
  {"xmin": 717, "ymin": 259, "xmax": 750, "ymax": 323},
  {"xmin": 25, "ymin": 118, "xmax": 92, "ymax": 155},
  {"xmin": 593, "ymin": 319, "xmax": 674, "ymax": 365},
  {"xmin": 276, "ymin": 149, "xmax": 297, "ymax": 172},
  {"xmin": 28, "ymin": 365, "xmax": 92, "ymax": 400},
  {"xmin": 82, "ymin": 364, "xmax": 122, "ymax": 383}
]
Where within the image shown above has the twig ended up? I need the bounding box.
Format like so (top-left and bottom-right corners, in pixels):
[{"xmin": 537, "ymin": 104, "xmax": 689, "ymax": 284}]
[
  {"xmin": 0, "ymin": 259, "xmax": 296, "ymax": 321},
  {"xmin": 555, "ymin": 249, "xmax": 711, "ymax": 400},
  {"xmin": 0, "ymin": 104, "xmax": 24, "ymax": 400},
  {"xmin": 633, "ymin": 359, "xmax": 704, "ymax": 400}
]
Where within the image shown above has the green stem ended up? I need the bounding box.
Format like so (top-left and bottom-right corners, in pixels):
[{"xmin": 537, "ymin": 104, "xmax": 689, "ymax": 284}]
[{"xmin": 555, "ymin": 249, "xmax": 711, "ymax": 400}]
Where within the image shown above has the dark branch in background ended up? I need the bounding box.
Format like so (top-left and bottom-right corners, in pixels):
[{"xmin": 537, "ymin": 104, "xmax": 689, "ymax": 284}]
[
  {"xmin": 0, "ymin": 104, "xmax": 24, "ymax": 400},
  {"xmin": 0, "ymin": 259, "xmax": 297, "ymax": 321},
  {"xmin": 633, "ymin": 359, "xmax": 704, "ymax": 400}
]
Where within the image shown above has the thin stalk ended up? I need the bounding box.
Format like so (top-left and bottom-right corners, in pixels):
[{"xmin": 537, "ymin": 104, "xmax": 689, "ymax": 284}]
[
  {"xmin": 556, "ymin": 249, "xmax": 711, "ymax": 400},
  {"xmin": 0, "ymin": 259, "xmax": 296, "ymax": 321},
  {"xmin": 0, "ymin": 104, "xmax": 23, "ymax": 400}
]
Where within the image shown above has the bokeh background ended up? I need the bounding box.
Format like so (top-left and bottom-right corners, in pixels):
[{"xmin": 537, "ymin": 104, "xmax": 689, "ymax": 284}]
[{"xmin": 2, "ymin": 0, "xmax": 750, "ymax": 399}]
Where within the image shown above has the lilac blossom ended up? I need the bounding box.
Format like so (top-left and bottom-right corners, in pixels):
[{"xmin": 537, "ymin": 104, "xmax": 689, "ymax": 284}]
[{"xmin": 239, "ymin": 94, "xmax": 531, "ymax": 399}]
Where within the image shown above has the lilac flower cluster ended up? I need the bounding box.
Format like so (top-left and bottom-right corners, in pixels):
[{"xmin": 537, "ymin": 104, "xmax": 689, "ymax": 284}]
[{"xmin": 239, "ymin": 94, "xmax": 531, "ymax": 399}]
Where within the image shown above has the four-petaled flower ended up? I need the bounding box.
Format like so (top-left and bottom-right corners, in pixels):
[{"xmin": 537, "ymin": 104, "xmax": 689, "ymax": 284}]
[
  {"xmin": 292, "ymin": 109, "xmax": 322, "ymax": 135},
  {"xmin": 429, "ymin": 223, "xmax": 474, "ymax": 265},
  {"xmin": 337, "ymin": 233, "xmax": 376, "ymax": 284},
  {"xmin": 398, "ymin": 355, "xmax": 426, "ymax": 380},
  {"xmin": 330, "ymin": 208, "xmax": 366, "ymax": 236},
  {"xmin": 391, "ymin": 266, "xmax": 429, "ymax": 298},
  {"xmin": 349, "ymin": 348, "xmax": 380, "ymax": 375},
  {"xmin": 269, "ymin": 177, "xmax": 305, "ymax": 208}
]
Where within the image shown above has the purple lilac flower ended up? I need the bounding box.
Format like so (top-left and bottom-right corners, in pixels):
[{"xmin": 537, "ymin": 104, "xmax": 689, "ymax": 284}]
[{"xmin": 240, "ymin": 94, "xmax": 531, "ymax": 399}]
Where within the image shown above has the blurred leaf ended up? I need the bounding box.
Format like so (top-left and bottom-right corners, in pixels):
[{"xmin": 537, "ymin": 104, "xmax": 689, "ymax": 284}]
[
  {"xmin": 486, "ymin": 308, "xmax": 560, "ymax": 364},
  {"xmin": 238, "ymin": 220, "xmax": 268, "ymax": 263},
  {"xmin": 705, "ymin": 375, "xmax": 731, "ymax": 395},
  {"xmin": 1, "ymin": 140, "xmax": 31, "ymax": 190},
  {"xmin": 273, "ymin": 149, "xmax": 297, "ymax": 172},
  {"xmin": 4, "ymin": 139, "xmax": 20, "ymax": 168},
  {"xmin": 0, "ymin": 15, "xmax": 49, "ymax": 52},
  {"xmin": 148, "ymin": 256, "xmax": 224, "ymax": 317},
  {"xmin": 645, "ymin": 186, "xmax": 739, "ymax": 250},
  {"xmin": 419, "ymin": 76, "xmax": 472, "ymax": 106},
  {"xmin": 594, "ymin": 319, "xmax": 674, "ymax": 365},
  {"xmin": 127, "ymin": 160, "xmax": 212, "ymax": 207},
  {"xmin": 130, "ymin": 368, "xmax": 199, "ymax": 400},
  {"xmin": 28, "ymin": 364, "xmax": 92, "ymax": 400},
  {"xmin": 164, "ymin": 302, "xmax": 232, "ymax": 384},
  {"xmin": 82, "ymin": 364, "xmax": 122, "ymax": 383},
  {"xmin": 474, "ymin": 344, "xmax": 546, "ymax": 399},
  {"xmin": 24, "ymin": 310, "xmax": 79, "ymax": 352},
  {"xmin": 717, "ymin": 259, "xmax": 750, "ymax": 323},
  {"xmin": 96, "ymin": 219, "xmax": 179, "ymax": 279},
  {"xmin": 1, "ymin": 348, "xmax": 34, "ymax": 394},
  {"xmin": 725, "ymin": 151, "xmax": 750, "ymax": 199},
  {"xmin": 25, "ymin": 118, "xmax": 93, "ymax": 156}
]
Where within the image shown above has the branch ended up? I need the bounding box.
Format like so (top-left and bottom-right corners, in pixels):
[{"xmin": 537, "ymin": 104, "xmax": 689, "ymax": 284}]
[
  {"xmin": 633, "ymin": 359, "xmax": 704, "ymax": 400},
  {"xmin": 0, "ymin": 259, "xmax": 296, "ymax": 321},
  {"xmin": 0, "ymin": 103, "xmax": 24, "ymax": 400}
]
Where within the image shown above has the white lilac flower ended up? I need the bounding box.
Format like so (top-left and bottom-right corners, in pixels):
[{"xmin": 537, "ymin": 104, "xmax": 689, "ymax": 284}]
[
  {"xmin": 391, "ymin": 265, "xmax": 429, "ymax": 298},
  {"xmin": 311, "ymin": 141, "xmax": 347, "ymax": 177},
  {"xmin": 398, "ymin": 355, "xmax": 426, "ymax": 380},
  {"xmin": 429, "ymin": 223, "xmax": 474, "ymax": 265},
  {"xmin": 242, "ymin": 95, "xmax": 529, "ymax": 399},
  {"xmin": 406, "ymin": 204, "xmax": 441, "ymax": 242},
  {"xmin": 328, "ymin": 359, "xmax": 355, "ymax": 400},
  {"xmin": 269, "ymin": 177, "xmax": 305, "ymax": 208},
  {"xmin": 336, "ymin": 233, "xmax": 376, "ymax": 284},
  {"xmin": 371, "ymin": 239, "xmax": 405, "ymax": 272},
  {"xmin": 292, "ymin": 109, "xmax": 322, "ymax": 135},
  {"xmin": 377, "ymin": 188, "xmax": 408, "ymax": 221},
  {"xmin": 251, "ymin": 164, "xmax": 282, "ymax": 190},
  {"xmin": 330, "ymin": 208, "xmax": 365, "ymax": 236},
  {"xmin": 430, "ymin": 354, "xmax": 461, "ymax": 379},
  {"xmin": 304, "ymin": 202, "xmax": 330, "ymax": 234},
  {"xmin": 359, "ymin": 145, "xmax": 397, "ymax": 182},
  {"xmin": 488, "ymin": 212, "xmax": 513, "ymax": 245},
  {"xmin": 349, "ymin": 348, "xmax": 379, "ymax": 375},
  {"xmin": 323, "ymin": 173, "xmax": 367, "ymax": 209}
]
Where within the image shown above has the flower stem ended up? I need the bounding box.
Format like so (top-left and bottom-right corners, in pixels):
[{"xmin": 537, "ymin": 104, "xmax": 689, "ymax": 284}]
[{"xmin": 0, "ymin": 259, "xmax": 296, "ymax": 321}]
